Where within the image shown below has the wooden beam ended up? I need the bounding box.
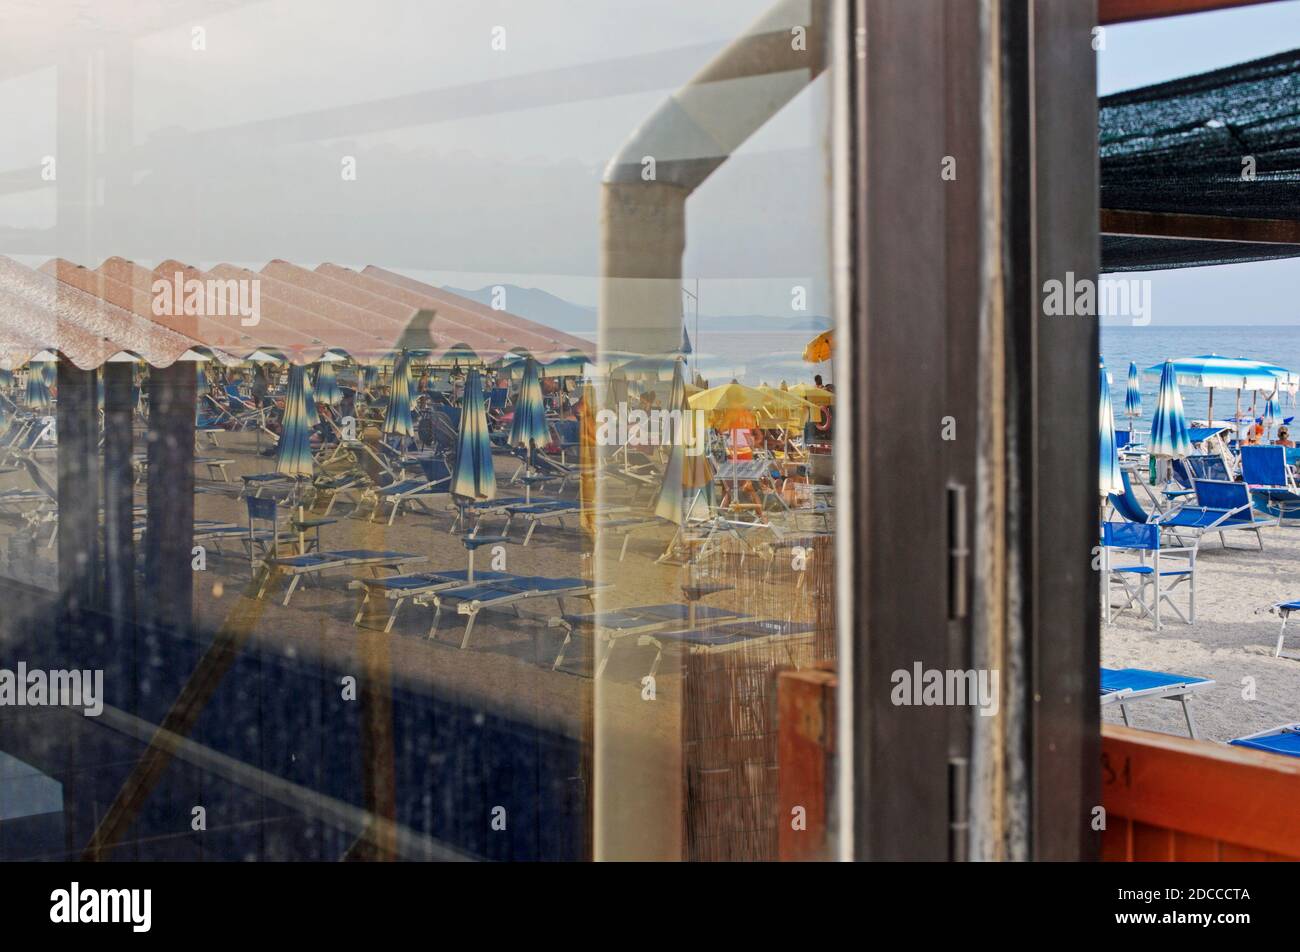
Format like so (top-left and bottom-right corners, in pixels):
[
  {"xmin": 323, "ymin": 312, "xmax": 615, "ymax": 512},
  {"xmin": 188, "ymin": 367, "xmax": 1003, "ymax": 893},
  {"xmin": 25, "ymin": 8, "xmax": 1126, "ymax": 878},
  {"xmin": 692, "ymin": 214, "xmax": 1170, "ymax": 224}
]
[
  {"xmin": 1102, "ymin": 724, "xmax": 1300, "ymax": 859},
  {"xmin": 1101, "ymin": 208, "xmax": 1300, "ymax": 244},
  {"xmin": 1099, "ymin": 0, "xmax": 1284, "ymax": 25}
]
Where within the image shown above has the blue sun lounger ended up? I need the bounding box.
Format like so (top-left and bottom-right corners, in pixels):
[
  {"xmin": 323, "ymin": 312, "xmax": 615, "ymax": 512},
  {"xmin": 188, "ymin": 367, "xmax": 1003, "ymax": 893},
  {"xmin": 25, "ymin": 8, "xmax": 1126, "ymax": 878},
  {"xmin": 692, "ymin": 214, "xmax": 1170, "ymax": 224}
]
[
  {"xmin": 1229, "ymin": 724, "xmax": 1300, "ymax": 757},
  {"xmin": 256, "ymin": 549, "xmax": 428, "ymax": 606},
  {"xmin": 350, "ymin": 569, "xmax": 518, "ymax": 633},
  {"xmin": 500, "ymin": 499, "xmax": 627, "ymax": 546},
  {"xmin": 417, "ymin": 575, "xmax": 603, "ymax": 651},
  {"xmin": 1257, "ymin": 599, "xmax": 1300, "ymax": 658},
  {"xmin": 1100, "ymin": 667, "xmax": 1215, "ymax": 739},
  {"xmin": 370, "ymin": 456, "xmax": 451, "ymax": 525},
  {"xmin": 552, "ymin": 603, "xmax": 748, "ymax": 677},
  {"xmin": 645, "ymin": 618, "xmax": 818, "ymax": 679},
  {"xmin": 1241, "ymin": 444, "xmax": 1300, "ymax": 523}
]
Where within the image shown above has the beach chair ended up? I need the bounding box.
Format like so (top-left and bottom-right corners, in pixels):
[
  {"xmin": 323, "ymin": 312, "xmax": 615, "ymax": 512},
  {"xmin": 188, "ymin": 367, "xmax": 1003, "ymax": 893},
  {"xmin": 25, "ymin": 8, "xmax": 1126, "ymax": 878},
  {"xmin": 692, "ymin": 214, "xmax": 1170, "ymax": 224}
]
[
  {"xmin": 1101, "ymin": 521, "xmax": 1195, "ymax": 629},
  {"xmin": 1229, "ymin": 724, "xmax": 1300, "ymax": 757},
  {"xmin": 1176, "ymin": 478, "xmax": 1276, "ymax": 550},
  {"xmin": 370, "ymin": 455, "xmax": 451, "ymax": 525},
  {"xmin": 1257, "ymin": 599, "xmax": 1300, "ymax": 658},
  {"xmin": 500, "ymin": 499, "xmax": 626, "ymax": 546},
  {"xmin": 244, "ymin": 496, "xmax": 422, "ymax": 604},
  {"xmin": 350, "ymin": 569, "xmax": 519, "ymax": 633},
  {"xmin": 417, "ymin": 575, "xmax": 603, "ymax": 651},
  {"xmin": 1240, "ymin": 444, "xmax": 1300, "ymax": 523},
  {"xmin": 645, "ymin": 618, "xmax": 817, "ymax": 679},
  {"xmin": 1100, "ymin": 667, "xmax": 1214, "ymax": 739},
  {"xmin": 551, "ymin": 602, "xmax": 747, "ymax": 677}
]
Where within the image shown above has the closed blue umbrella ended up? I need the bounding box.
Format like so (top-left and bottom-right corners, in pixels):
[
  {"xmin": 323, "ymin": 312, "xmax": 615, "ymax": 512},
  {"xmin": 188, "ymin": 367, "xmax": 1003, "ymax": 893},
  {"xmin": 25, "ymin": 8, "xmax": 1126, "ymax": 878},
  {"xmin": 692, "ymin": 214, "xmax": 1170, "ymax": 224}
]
[
  {"xmin": 1099, "ymin": 362, "xmax": 1123, "ymax": 498},
  {"xmin": 452, "ymin": 369, "xmax": 496, "ymax": 580},
  {"xmin": 383, "ymin": 353, "xmax": 414, "ymax": 440},
  {"xmin": 302, "ymin": 363, "xmax": 320, "ymax": 429},
  {"xmin": 1264, "ymin": 389, "xmax": 1282, "ymax": 435},
  {"xmin": 1148, "ymin": 360, "xmax": 1192, "ymax": 459},
  {"xmin": 1124, "ymin": 361, "xmax": 1142, "ymax": 421},
  {"xmin": 25, "ymin": 367, "xmax": 51, "ymax": 411},
  {"xmin": 40, "ymin": 359, "xmax": 55, "ymax": 388},
  {"xmin": 509, "ymin": 357, "xmax": 549, "ymax": 450},
  {"xmin": 315, "ymin": 360, "xmax": 341, "ymax": 406},
  {"xmin": 275, "ymin": 364, "xmax": 314, "ymax": 479}
]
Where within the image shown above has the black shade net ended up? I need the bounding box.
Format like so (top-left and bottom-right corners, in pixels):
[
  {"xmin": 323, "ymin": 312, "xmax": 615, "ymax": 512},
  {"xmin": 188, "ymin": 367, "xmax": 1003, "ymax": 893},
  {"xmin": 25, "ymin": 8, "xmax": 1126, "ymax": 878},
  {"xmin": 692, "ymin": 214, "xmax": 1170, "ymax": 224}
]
[{"xmin": 1100, "ymin": 47, "xmax": 1300, "ymax": 273}]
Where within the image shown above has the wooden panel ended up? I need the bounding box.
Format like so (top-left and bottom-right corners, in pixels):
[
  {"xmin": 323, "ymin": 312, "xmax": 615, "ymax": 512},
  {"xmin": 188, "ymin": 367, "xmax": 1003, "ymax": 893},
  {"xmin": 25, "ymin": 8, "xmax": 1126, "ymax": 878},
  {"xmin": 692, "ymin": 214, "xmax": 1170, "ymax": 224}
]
[
  {"xmin": 1101, "ymin": 209, "xmax": 1300, "ymax": 245},
  {"xmin": 1022, "ymin": 0, "xmax": 1102, "ymax": 861},
  {"xmin": 1099, "ymin": 0, "xmax": 1282, "ymax": 25},
  {"xmin": 777, "ymin": 668, "xmax": 837, "ymax": 861},
  {"xmin": 1102, "ymin": 724, "xmax": 1300, "ymax": 861},
  {"xmin": 853, "ymin": 0, "xmax": 954, "ymax": 861}
]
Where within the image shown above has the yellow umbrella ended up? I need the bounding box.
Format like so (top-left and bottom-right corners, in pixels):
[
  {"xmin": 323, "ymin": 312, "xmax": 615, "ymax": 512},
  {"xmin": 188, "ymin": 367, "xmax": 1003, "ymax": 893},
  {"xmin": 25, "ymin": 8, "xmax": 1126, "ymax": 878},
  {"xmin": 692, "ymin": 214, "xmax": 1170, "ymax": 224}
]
[
  {"xmin": 803, "ymin": 329, "xmax": 833, "ymax": 364},
  {"xmin": 787, "ymin": 382, "xmax": 834, "ymax": 406},
  {"xmin": 756, "ymin": 385, "xmax": 821, "ymax": 426}
]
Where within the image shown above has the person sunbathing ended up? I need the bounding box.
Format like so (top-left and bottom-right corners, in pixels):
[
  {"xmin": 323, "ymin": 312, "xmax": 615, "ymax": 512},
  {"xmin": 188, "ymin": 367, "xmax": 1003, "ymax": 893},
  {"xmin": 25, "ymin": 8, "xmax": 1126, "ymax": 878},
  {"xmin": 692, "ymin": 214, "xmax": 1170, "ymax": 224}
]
[{"xmin": 1275, "ymin": 426, "xmax": 1296, "ymax": 448}]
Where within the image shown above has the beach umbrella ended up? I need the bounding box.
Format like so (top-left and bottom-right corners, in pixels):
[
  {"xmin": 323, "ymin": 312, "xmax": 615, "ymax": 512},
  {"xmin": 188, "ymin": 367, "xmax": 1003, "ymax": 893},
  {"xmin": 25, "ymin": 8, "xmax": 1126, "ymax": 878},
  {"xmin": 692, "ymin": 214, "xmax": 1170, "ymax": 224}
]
[
  {"xmin": 1148, "ymin": 360, "xmax": 1192, "ymax": 460},
  {"xmin": 1143, "ymin": 354, "xmax": 1294, "ymax": 425},
  {"xmin": 361, "ymin": 364, "xmax": 380, "ymax": 391},
  {"xmin": 275, "ymin": 364, "xmax": 314, "ymax": 480},
  {"xmin": 383, "ymin": 353, "xmax": 414, "ymax": 440},
  {"xmin": 302, "ymin": 363, "xmax": 321, "ymax": 428},
  {"xmin": 315, "ymin": 360, "xmax": 342, "ymax": 406},
  {"xmin": 1124, "ymin": 361, "xmax": 1141, "ymax": 422},
  {"xmin": 451, "ymin": 369, "xmax": 496, "ymax": 579},
  {"xmin": 1099, "ymin": 362, "xmax": 1123, "ymax": 498},
  {"xmin": 509, "ymin": 356, "xmax": 549, "ymax": 450},
  {"xmin": 654, "ymin": 358, "xmax": 714, "ymax": 526},
  {"xmin": 787, "ymin": 382, "xmax": 834, "ymax": 407},
  {"xmin": 803, "ymin": 329, "xmax": 833, "ymax": 364},
  {"xmin": 25, "ymin": 367, "xmax": 51, "ymax": 411},
  {"xmin": 1264, "ymin": 389, "xmax": 1282, "ymax": 436}
]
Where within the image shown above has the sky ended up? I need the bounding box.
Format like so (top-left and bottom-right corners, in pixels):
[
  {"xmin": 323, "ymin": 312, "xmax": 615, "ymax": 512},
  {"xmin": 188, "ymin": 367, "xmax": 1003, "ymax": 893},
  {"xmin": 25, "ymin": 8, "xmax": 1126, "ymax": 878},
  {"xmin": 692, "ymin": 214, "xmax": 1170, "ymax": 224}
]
[
  {"xmin": 0, "ymin": 0, "xmax": 830, "ymax": 320},
  {"xmin": 1099, "ymin": 0, "xmax": 1300, "ymax": 326}
]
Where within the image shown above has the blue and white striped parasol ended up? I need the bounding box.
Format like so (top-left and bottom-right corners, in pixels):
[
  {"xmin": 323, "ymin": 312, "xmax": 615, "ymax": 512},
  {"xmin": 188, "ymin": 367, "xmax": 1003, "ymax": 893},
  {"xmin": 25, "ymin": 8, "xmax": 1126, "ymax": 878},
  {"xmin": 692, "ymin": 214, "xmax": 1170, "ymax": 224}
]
[
  {"xmin": 275, "ymin": 364, "xmax": 314, "ymax": 479},
  {"xmin": 1099, "ymin": 362, "xmax": 1123, "ymax": 497},
  {"xmin": 1148, "ymin": 360, "xmax": 1192, "ymax": 459}
]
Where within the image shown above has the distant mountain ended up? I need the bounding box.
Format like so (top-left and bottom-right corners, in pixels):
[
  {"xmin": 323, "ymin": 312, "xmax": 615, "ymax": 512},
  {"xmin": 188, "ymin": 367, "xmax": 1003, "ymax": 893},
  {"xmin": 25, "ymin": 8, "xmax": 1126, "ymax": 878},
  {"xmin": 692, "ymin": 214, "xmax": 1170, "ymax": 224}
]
[
  {"xmin": 443, "ymin": 284, "xmax": 831, "ymax": 336},
  {"xmin": 444, "ymin": 285, "xmax": 597, "ymax": 333}
]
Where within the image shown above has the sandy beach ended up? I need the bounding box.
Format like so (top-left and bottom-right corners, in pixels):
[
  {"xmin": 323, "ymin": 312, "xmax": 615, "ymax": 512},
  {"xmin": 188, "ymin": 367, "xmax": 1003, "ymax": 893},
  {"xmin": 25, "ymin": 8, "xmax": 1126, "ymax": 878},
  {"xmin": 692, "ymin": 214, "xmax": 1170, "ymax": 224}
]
[{"xmin": 1103, "ymin": 483, "xmax": 1300, "ymax": 743}]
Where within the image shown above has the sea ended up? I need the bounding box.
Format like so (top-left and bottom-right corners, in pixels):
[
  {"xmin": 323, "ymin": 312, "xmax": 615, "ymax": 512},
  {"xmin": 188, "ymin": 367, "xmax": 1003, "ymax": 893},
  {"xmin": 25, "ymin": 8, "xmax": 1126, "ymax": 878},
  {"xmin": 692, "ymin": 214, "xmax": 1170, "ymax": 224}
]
[
  {"xmin": 581, "ymin": 324, "xmax": 1300, "ymax": 422},
  {"xmin": 1101, "ymin": 325, "xmax": 1300, "ymax": 425}
]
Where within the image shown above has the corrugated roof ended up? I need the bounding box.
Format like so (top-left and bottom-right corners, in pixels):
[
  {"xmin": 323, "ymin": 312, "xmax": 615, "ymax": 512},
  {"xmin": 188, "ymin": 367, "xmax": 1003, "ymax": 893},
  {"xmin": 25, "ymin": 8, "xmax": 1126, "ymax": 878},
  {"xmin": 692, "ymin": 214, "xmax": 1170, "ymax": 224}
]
[{"xmin": 0, "ymin": 256, "xmax": 590, "ymax": 369}]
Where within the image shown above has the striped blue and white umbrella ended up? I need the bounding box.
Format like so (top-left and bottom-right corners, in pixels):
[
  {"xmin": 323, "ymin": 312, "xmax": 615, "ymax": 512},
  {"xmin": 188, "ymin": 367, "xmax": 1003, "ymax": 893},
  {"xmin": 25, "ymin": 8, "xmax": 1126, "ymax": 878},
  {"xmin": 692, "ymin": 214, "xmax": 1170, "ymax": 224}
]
[
  {"xmin": 275, "ymin": 364, "xmax": 314, "ymax": 479},
  {"xmin": 1148, "ymin": 360, "xmax": 1192, "ymax": 459},
  {"xmin": 452, "ymin": 368, "xmax": 496, "ymax": 580},
  {"xmin": 1124, "ymin": 361, "xmax": 1142, "ymax": 421},
  {"xmin": 1143, "ymin": 354, "xmax": 1294, "ymax": 424},
  {"xmin": 654, "ymin": 357, "xmax": 715, "ymax": 524},
  {"xmin": 39, "ymin": 358, "xmax": 55, "ymax": 388},
  {"xmin": 302, "ymin": 362, "xmax": 320, "ymax": 429},
  {"xmin": 1264, "ymin": 389, "xmax": 1282, "ymax": 433},
  {"xmin": 25, "ymin": 367, "xmax": 51, "ymax": 410},
  {"xmin": 509, "ymin": 357, "xmax": 549, "ymax": 451},
  {"xmin": 383, "ymin": 353, "xmax": 414, "ymax": 439},
  {"xmin": 1099, "ymin": 362, "xmax": 1123, "ymax": 497},
  {"xmin": 315, "ymin": 360, "xmax": 342, "ymax": 406},
  {"xmin": 452, "ymin": 368, "xmax": 496, "ymax": 503}
]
